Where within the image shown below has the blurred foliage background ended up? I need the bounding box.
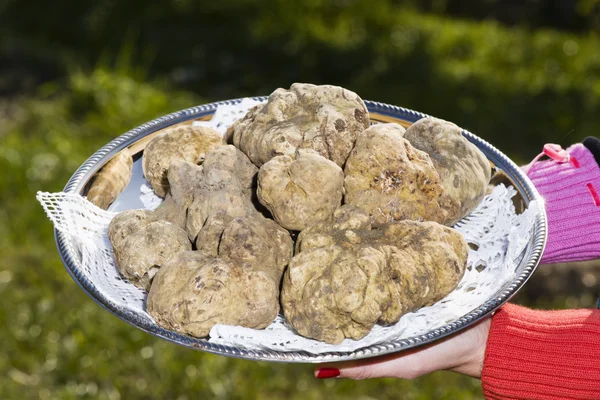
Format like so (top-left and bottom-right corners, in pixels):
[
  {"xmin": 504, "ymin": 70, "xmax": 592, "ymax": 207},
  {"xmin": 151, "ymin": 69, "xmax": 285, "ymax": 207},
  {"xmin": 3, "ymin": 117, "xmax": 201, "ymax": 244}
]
[{"xmin": 1, "ymin": 0, "xmax": 600, "ymax": 398}]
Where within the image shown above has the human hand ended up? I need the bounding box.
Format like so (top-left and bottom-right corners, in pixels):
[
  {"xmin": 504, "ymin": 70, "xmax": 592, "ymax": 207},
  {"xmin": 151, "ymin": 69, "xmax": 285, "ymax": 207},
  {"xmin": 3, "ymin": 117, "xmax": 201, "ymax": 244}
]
[{"xmin": 314, "ymin": 317, "xmax": 491, "ymax": 380}]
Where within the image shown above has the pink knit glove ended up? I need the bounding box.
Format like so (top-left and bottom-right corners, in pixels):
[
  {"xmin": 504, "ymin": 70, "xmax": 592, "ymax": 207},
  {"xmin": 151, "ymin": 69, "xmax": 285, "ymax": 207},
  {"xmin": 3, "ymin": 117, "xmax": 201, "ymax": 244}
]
[{"xmin": 525, "ymin": 137, "xmax": 600, "ymax": 264}]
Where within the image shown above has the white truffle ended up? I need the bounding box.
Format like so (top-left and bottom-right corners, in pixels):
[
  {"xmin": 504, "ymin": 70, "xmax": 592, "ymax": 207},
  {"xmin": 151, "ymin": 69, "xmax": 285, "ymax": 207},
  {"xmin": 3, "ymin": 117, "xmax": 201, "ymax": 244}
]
[{"xmin": 257, "ymin": 150, "xmax": 344, "ymax": 231}]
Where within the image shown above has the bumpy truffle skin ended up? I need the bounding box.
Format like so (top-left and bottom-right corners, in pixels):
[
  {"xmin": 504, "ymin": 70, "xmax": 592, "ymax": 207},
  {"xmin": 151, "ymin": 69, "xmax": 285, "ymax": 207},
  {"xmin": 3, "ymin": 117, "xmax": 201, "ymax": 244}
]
[
  {"xmin": 146, "ymin": 252, "xmax": 279, "ymax": 338},
  {"xmin": 87, "ymin": 149, "xmax": 133, "ymax": 210},
  {"xmin": 257, "ymin": 150, "xmax": 344, "ymax": 231},
  {"xmin": 281, "ymin": 206, "xmax": 468, "ymax": 344},
  {"xmin": 108, "ymin": 210, "xmax": 191, "ymax": 291},
  {"xmin": 225, "ymin": 104, "xmax": 261, "ymax": 144},
  {"xmin": 195, "ymin": 214, "xmax": 293, "ymax": 283},
  {"xmin": 403, "ymin": 117, "xmax": 491, "ymax": 224},
  {"xmin": 202, "ymin": 145, "xmax": 258, "ymax": 196},
  {"xmin": 142, "ymin": 125, "xmax": 224, "ymax": 197},
  {"xmin": 230, "ymin": 83, "xmax": 370, "ymax": 167},
  {"xmin": 154, "ymin": 145, "xmax": 258, "ymax": 241},
  {"xmin": 154, "ymin": 145, "xmax": 293, "ymax": 279},
  {"xmin": 210, "ymin": 216, "xmax": 293, "ymax": 282},
  {"xmin": 184, "ymin": 170, "xmax": 252, "ymax": 242},
  {"xmin": 344, "ymin": 123, "xmax": 449, "ymax": 226}
]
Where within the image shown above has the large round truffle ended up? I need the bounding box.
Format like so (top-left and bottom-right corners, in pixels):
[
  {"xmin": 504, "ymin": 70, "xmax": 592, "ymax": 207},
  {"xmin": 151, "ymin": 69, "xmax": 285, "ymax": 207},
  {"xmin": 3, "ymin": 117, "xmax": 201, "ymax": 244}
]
[
  {"xmin": 108, "ymin": 210, "xmax": 191, "ymax": 290},
  {"xmin": 230, "ymin": 83, "xmax": 370, "ymax": 167},
  {"xmin": 147, "ymin": 252, "xmax": 279, "ymax": 338},
  {"xmin": 281, "ymin": 206, "xmax": 468, "ymax": 344},
  {"xmin": 142, "ymin": 125, "xmax": 224, "ymax": 197},
  {"xmin": 344, "ymin": 123, "xmax": 449, "ymax": 226},
  {"xmin": 403, "ymin": 117, "xmax": 492, "ymax": 224},
  {"xmin": 257, "ymin": 150, "xmax": 344, "ymax": 231}
]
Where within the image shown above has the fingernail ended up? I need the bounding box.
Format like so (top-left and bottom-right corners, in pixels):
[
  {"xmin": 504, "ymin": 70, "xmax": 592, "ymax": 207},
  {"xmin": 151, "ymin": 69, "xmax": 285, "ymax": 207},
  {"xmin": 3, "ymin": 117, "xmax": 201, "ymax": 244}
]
[{"xmin": 316, "ymin": 368, "xmax": 340, "ymax": 379}]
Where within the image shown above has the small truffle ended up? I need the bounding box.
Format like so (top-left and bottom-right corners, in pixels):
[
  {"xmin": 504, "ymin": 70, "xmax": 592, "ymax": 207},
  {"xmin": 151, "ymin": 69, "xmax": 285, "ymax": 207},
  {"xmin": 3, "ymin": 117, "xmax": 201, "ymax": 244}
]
[
  {"xmin": 108, "ymin": 210, "xmax": 191, "ymax": 290},
  {"xmin": 230, "ymin": 83, "xmax": 370, "ymax": 167},
  {"xmin": 142, "ymin": 125, "xmax": 224, "ymax": 197},
  {"xmin": 344, "ymin": 123, "xmax": 449, "ymax": 226},
  {"xmin": 147, "ymin": 252, "xmax": 279, "ymax": 338},
  {"xmin": 87, "ymin": 149, "xmax": 133, "ymax": 210},
  {"xmin": 257, "ymin": 150, "xmax": 344, "ymax": 231},
  {"xmin": 281, "ymin": 206, "xmax": 468, "ymax": 344},
  {"xmin": 403, "ymin": 117, "xmax": 492, "ymax": 224}
]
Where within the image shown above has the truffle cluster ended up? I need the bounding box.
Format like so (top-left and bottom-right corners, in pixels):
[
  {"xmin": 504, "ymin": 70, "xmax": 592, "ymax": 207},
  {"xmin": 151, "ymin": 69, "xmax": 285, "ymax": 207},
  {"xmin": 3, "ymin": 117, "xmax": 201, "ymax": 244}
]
[{"xmin": 105, "ymin": 83, "xmax": 491, "ymax": 344}]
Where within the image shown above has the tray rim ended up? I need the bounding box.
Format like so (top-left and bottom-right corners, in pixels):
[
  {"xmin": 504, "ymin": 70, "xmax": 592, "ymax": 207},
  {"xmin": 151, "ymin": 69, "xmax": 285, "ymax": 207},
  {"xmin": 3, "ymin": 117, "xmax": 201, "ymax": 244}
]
[{"xmin": 55, "ymin": 97, "xmax": 547, "ymax": 363}]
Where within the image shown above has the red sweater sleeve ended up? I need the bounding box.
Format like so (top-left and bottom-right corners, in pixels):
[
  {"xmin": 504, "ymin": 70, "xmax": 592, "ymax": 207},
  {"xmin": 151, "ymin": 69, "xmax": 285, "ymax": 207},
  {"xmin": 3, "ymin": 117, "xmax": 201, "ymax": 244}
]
[{"xmin": 481, "ymin": 303, "xmax": 600, "ymax": 399}]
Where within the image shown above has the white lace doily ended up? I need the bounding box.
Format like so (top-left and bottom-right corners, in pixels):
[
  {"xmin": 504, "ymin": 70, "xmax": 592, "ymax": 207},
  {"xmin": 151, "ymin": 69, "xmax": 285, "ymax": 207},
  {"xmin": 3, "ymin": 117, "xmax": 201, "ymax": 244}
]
[
  {"xmin": 37, "ymin": 98, "xmax": 539, "ymax": 354},
  {"xmin": 192, "ymin": 97, "xmax": 263, "ymax": 135}
]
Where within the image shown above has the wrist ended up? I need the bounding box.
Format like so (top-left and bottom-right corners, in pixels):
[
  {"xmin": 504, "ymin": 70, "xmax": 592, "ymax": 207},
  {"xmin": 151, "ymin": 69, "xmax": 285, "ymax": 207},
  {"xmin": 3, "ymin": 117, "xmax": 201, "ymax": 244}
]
[{"xmin": 449, "ymin": 317, "xmax": 490, "ymax": 379}]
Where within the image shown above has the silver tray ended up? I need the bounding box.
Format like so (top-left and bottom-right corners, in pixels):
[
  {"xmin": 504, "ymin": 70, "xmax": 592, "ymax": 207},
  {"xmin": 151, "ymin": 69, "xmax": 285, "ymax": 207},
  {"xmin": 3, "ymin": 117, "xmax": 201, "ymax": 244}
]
[{"xmin": 55, "ymin": 97, "xmax": 547, "ymax": 363}]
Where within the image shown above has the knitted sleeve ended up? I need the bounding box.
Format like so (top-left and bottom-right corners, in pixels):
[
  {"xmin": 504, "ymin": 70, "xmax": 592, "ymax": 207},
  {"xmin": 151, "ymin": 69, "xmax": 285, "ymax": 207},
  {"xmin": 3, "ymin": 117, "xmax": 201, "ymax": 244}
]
[
  {"xmin": 482, "ymin": 303, "xmax": 600, "ymax": 399},
  {"xmin": 525, "ymin": 137, "xmax": 600, "ymax": 264}
]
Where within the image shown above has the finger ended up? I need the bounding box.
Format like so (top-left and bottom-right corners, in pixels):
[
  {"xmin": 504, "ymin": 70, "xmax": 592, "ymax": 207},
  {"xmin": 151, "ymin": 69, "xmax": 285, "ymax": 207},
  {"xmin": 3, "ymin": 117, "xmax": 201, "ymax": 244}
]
[{"xmin": 315, "ymin": 345, "xmax": 437, "ymax": 380}]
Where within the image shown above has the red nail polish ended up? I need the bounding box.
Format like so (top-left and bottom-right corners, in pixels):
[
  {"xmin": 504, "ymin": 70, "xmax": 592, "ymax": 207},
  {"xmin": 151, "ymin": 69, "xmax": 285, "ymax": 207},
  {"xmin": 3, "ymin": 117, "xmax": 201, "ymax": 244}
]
[{"xmin": 316, "ymin": 368, "xmax": 340, "ymax": 379}]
